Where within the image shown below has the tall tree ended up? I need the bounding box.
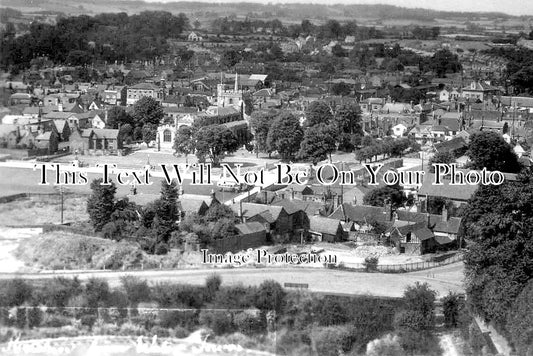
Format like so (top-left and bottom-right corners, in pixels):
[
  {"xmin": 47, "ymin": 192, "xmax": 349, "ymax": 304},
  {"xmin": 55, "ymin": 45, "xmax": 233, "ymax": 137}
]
[
  {"xmin": 298, "ymin": 124, "xmax": 337, "ymax": 164},
  {"xmin": 173, "ymin": 125, "xmax": 194, "ymax": 158},
  {"xmin": 467, "ymin": 131, "xmax": 520, "ymax": 173},
  {"xmin": 193, "ymin": 125, "xmax": 239, "ymax": 166},
  {"xmin": 305, "ymin": 101, "xmax": 334, "ymax": 127},
  {"xmin": 266, "ymin": 112, "xmax": 304, "ymax": 161},
  {"xmin": 106, "ymin": 106, "xmax": 134, "ymax": 129},
  {"xmin": 132, "ymin": 96, "xmax": 164, "ymax": 126},
  {"xmin": 249, "ymin": 110, "xmax": 277, "ymax": 157},
  {"xmin": 462, "ymin": 171, "xmax": 533, "ymax": 328},
  {"xmin": 429, "ymin": 151, "xmax": 455, "ymax": 173},
  {"xmin": 87, "ymin": 178, "xmax": 116, "ymax": 232}
]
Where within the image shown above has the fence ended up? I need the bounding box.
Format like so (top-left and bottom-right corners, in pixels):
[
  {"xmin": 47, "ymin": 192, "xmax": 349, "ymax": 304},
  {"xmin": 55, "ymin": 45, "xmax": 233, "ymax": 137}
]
[{"xmin": 340, "ymin": 253, "xmax": 463, "ymax": 273}]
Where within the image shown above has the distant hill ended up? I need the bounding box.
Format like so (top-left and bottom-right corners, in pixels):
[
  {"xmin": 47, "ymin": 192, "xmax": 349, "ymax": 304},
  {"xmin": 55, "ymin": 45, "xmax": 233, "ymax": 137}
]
[{"xmin": 0, "ymin": 0, "xmax": 516, "ymax": 21}]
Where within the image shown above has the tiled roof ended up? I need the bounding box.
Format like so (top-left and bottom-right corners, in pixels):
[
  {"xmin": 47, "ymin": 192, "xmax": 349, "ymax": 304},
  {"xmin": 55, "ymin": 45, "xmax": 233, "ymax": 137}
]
[
  {"xmin": 235, "ymin": 222, "xmax": 266, "ymax": 235},
  {"xmin": 309, "ymin": 216, "xmax": 342, "ymax": 235}
]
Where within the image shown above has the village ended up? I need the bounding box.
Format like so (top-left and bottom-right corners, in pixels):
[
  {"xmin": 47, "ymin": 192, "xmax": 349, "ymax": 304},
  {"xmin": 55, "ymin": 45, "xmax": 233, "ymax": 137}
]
[{"xmin": 0, "ymin": 4, "xmax": 532, "ymax": 356}]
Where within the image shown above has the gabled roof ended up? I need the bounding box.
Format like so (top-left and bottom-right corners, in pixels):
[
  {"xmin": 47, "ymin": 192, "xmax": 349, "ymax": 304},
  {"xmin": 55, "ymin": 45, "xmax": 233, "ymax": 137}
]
[
  {"xmin": 329, "ymin": 203, "xmax": 390, "ymax": 223},
  {"xmin": 309, "ymin": 216, "xmax": 342, "ymax": 235},
  {"xmin": 233, "ymin": 203, "xmax": 285, "ymax": 221},
  {"xmin": 235, "ymin": 222, "xmax": 266, "ymax": 235},
  {"xmin": 418, "ymin": 173, "xmax": 479, "ymax": 201},
  {"xmin": 433, "ymin": 137, "xmax": 467, "ymax": 153},
  {"xmin": 129, "ymin": 82, "xmax": 159, "ymax": 90}
]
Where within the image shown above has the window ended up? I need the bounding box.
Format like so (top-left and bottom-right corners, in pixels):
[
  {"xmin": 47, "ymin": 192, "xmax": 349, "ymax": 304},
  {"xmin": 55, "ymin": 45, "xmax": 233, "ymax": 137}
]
[{"xmin": 163, "ymin": 129, "xmax": 172, "ymax": 142}]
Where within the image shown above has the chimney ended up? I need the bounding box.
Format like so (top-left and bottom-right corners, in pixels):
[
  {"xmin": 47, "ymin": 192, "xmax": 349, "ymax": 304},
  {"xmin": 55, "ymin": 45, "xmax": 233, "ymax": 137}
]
[
  {"xmin": 426, "ymin": 213, "xmax": 431, "ymax": 228},
  {"xmin": 263, "ymin": 190, "xmax": 268, "ymax": 205},
  {"xmin": 210, "ymin": 189, "xmax": 216, "ymax": 200},
  {"xmin": 290, "ymin": 188, "xmax": 295, "ymax": 200},
  {"xmin": 442, "ymin": 206, "xmax": 448, "ymax": 222},
  {"xmin": 239, "ymin": 199, "xmax": 244, "ymax": 222},
  {"xmin": 385, "ymin": 200, "xmax": 392, "ymax": 221},
  {"xmin": 58, "ymin": 103, "xmax": 63, "ymax": 112}
]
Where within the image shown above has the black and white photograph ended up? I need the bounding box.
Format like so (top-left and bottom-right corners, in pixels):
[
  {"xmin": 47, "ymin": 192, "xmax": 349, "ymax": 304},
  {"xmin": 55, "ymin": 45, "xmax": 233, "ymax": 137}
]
[{"xmin": 0, "ymin": 0, "xmax": 531, "ymax": 355}]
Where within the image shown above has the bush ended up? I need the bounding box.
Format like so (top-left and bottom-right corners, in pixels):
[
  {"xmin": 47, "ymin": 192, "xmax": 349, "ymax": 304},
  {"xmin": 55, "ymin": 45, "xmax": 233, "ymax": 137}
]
[
  {"xmin": 205, "ymin": 274, "xmax": 222, "ymax": 301},
  {"xmin": 120, "ymin": 276, "xmax": 151, "ymax": 306},
  {"xmin": 150, "ymin": 325, "xmax": 170, "ymax": 337},
  {"xmin": 119, "ymin": 322, "xmax": 145, "ymax": 336},
  {"xmin": 39, "ymin": 277, "xmax": 82, "ymax": 308},
  {"xmin": 254, "ymin": 280, "xmax": 285, "ymax": 313},
  {"xmin": 170, "ymin": 326, "xmax": 190, "ymax": 339},
  {"xmin": 366, "ymin": 333, "xmax": 404, "ymax": 356},
  {"xmin": 43, "ymin": 314, "xmax": 72, "ymax": 328},
  {"xmin": 85, "ymin": 278, "xmax": 111, "ymax": 309},
  {"xmin": 311, "ymin": 324, "xmax": 357, "ymax": 356},
  {"xmin": 0, "ymin": 279, "xmax": 33, "ymax": 306},
  {"xmin": 199, "ymin": 310, "xmax": 234, "ymax": 335},
  {"xmin": 233, "ymin": 311, "xmax": 265, "ymax": 335},
  {"xmin": 442, "ymin": 292, "xmax": 461, "ymax": 328},
  {"xmin": 397, "ymin": 330, "xmax": 442, "ymax": 356},
  {"xmin": 80, "ymin": 315, "xmax": 97, "ymax": 329},
  {"xmin": 363, "ymin": 256, "xmax": 379, "ymax": 272},
  {"xmin": 15, "ymin": 307, "xmax": 26, "ymax": 329},
  {"xmin": 28, "ymin": 306, "xmax": 42, "ymax": 329}
]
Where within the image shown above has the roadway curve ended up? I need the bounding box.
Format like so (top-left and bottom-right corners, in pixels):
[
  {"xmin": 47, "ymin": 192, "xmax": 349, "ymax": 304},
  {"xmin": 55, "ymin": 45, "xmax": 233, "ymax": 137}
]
[{"xmin": 0, "ymin": 263, "xmax": 465, "ymax": 298}]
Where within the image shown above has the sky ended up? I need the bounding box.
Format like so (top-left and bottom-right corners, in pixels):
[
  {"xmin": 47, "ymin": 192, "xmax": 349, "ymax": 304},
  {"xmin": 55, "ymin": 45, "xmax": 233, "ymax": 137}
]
[{"xmin": 144, "ymin": 0, "xmax": 533, "ymax": 16}]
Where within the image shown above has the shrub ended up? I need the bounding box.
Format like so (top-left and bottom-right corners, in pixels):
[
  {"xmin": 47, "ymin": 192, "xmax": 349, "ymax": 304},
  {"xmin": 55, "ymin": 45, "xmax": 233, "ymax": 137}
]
[
  {"xmin": 39, "ymin": 277, "xmax": 83, "ymax": 308},
  {"xmin": 442, "ymin": 292, "xmax": 461, "ymax": 328},
  {"xmin": 363, "ymin": 256, "xmax": 379, "ymax": 272},
  {"xmin": 172, "ymin": 326, "xmax": 190, "ymax": 338},
  {"xmin": 311, "ymin": 324, "xmax": 357, "ymax": 356},
  {"xmin": 150, "ymin": 325, "xmax": 170, "ymax": 337},
  {"xmin": 85, "ymin": 278, "xmax": 110, "ymax": 309},
  {"xmin": 233, "ymin": 311, "xmax": 266, "ymax": 335},
  {"xmin": 119, "ymin": 322, "xmax": 145, "ymax": 336},
  {"xmin": 205, "ymin": 274, "xmax": 222, "ymax": 301},
  {"xmin": 43, "ymin": 314, "xmax": 72, "ymax": 328},
  {"xmin": 397, "ymin": 330, "xmax": 442, "ymax": 356},
  {"xmin": 27, "ymin": 306, "xmax": 42, "ymax": 329},
  {"xmin": 199, "ymin": 310, "xmax": 234, "ymax": 335},
  {"xmin": 366, "ymin": 333, "xmax": 404, "ymax": 356},
  {"xmin": 158, "ymin": 310, "xmax": 198, "ymax": 330},
  {"xmin": 15, "ymin": 307, "xmax": 27, "ymax": 329},
  {"xmin": 80, "ymin": 315, "xmax": 97, "ymax": 329},
  {"xmin": 0, "ymin": 279, "xmax": 33, "ymax": 306},
  {"xmin": 120, "ymin": 276, "xmax": 151, "ymax": 306},
  {"xmin": 254, "ymin": 280, "xmax": 285, "ymax": 313}
]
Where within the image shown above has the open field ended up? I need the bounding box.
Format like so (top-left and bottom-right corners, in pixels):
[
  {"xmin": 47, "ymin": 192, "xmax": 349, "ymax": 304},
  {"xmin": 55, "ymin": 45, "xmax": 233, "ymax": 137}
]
[
  {"xmin": 0, "ymin": 263, "xmax": 465, "ymax": 298},
  {"xmin": 0, "ymin": 195, "xmax": 87, "ymax": 226}
]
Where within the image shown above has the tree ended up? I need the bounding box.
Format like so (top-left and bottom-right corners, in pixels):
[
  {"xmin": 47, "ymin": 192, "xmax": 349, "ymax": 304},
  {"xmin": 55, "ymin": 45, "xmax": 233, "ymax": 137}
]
[
  {"xmin": 142, "ymin": 123, "xmax": 157, "ymax": 145},
  {"xmin": 0, "ymin": 279, "xmax": 33, "ymax": 307},
  {"xmin": 266, "ymin": 112, "xmax": 304, "ymax": 161},
  {"xmin": 429, "ymin": 151, "xmax": 455, "ymax": 173},
  {"xmin": 120, "ymin": 276, "xmax": 151, "ymax": 306},
  {"xmin": 363, "ymin": 184, "xmax": 406, "ymax": 209},
  {"xmin": 132, "ymin": 96, "xmax": 164, "ymax": 126},
  {"xmin": 249, "ymin": 110, "xmax": 277, "ymax": 156},
  {"xmin": 254, "ymin": 280, "xmax": 285, "ymax": 313},
  {"xmin": 107, "ymin": 106, "xmax": 133, "ymax": 129},
  {"xmin": 395, "ymin": 282, "xmax": 436, "ymax": 332},
  {"xmin": 221, "ymin": 49, "xmax": 241, "ymax": 69},
  {"xmin": 506, "ymin": 280, "xmax": 533, "ymax": 356},
  {"xmin": 298, "ymin": 124, "xmax": 337, "ymax": 164},
  {"xmin": 151, "ymin": 180, "xmax": 179, "ymax": 245},
  {"xmin": 305, "ymin": 101, "xmax": 333, "ymax": 127},
  {"xmin": 331, "ymin": 43, "xmax": 346, "ymax": 57},
  {"xmin": 334, "ymin": 104, "xmax": 363, "ymax": 135},
  {"xmin": 330, "ymin": 82, "xmax": 351, "ymax": 96},
  {"xmin": 431, "ymin": 49, "xmax": 462, "ymax": 78},
  {"xmin": 441, "ymin": 292, "xmax": 461, "ymax": 328},
  {"xmin": 193, "ymin": 125, "xmax": 239, "ymax": 166},
  {"xmin": 85, "ymin": 278, "xmax": 110, "ymax": 309},
  {"xmin": 467, "ymin": 131, "xmax": 520, "ymax": 173},
  {"xmin": 462, "ymin": 171, "xmax": 533, "ymax": 329},
  {"xmin": 205, "ymin": 274, "xmax": 222, "ymax": 302},
  {"xmin": 173, "ymin": 125, "xmax": 193, "ymax": 157},
  {"xmin": 87, "ymin": 178, "xmax": 116, "ymax": 232}
]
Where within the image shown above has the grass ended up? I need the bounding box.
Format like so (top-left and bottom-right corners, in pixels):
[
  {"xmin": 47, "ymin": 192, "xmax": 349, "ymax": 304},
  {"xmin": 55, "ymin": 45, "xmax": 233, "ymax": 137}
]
[{"xmin": 0, "ymin": 196, "xmax": 88, "ymax": 226}]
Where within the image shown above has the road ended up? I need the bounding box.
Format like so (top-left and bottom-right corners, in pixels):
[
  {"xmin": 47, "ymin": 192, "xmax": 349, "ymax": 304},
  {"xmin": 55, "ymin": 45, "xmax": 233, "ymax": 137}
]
[{"xmin": 0, "ymin": 263, "xmax": 465, "ymax": 298}]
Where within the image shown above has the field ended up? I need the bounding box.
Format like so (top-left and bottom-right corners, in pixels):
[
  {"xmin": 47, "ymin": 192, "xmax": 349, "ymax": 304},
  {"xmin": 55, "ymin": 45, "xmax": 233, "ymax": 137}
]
[{"xmin": 0, "ymin": 195, "xmax": 87, "ymax": 226}]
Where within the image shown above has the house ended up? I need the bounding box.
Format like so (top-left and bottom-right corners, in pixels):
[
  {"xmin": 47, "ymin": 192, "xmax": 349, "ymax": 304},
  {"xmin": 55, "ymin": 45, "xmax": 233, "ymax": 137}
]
[
  {"xmin": 53, "ymin": 120, "xmax": 71, "ymax": 141},
  {"xmin": 34, "ymin": 130, "xmax": 59, "ymax": 154},
  {"xmin": 210, "ymin": 222, "xmax": 267, "ymax": 254},
  {"xmin": 433, "ymin": 137, "xmax": 467, "ymax": 157},
  {"xmin": 232, "ymin": 202, "xmax": 293, "ymax": 242},
  {"xmin": 308, "ymin": 216, "xmax": 344, "ymax": 243},
  {"xmin": 187, "ymin": 31, "xmax": 203, "ymax": 42},
  {"xmin": 391, "ymin": 123, "xmax": 408, "ymax": 137},
  {"xmin": 9, "ymin": 93, "xmax": 32, "ymax": 106},
  {"xmin": 126, "ymin": 83, "xmax": 164, "ymax": 106},
  {"xmin": 329, "ymin": 203, "xmax": 391, "ymax": 231},
  {"xmin": 178, "ymin": 193, "xmax": 220, "ymax": 217},
  {"xmin": 388, "ymin": 221, "xmax": 436, "ymax": 254},
  {"xmin": 461, "ymin": 81, "xmax": 500, "ymax": 102},
  {"xmin": 73, "ymin": 128, "xmax": 123, "ymax": 154},
  {"xmin": 418, "ymin": 172, "xmax": 479, "ymax": 206},
  {"xmin": 103, "ymin": 86, "xmax": 127, "ymax": 106}
]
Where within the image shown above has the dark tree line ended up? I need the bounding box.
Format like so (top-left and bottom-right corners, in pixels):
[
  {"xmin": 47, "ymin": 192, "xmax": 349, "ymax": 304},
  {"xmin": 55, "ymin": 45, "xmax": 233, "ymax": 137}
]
[{"xmin": 0, "ymin": 11, "xmax": 189, "ymax": 71}]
